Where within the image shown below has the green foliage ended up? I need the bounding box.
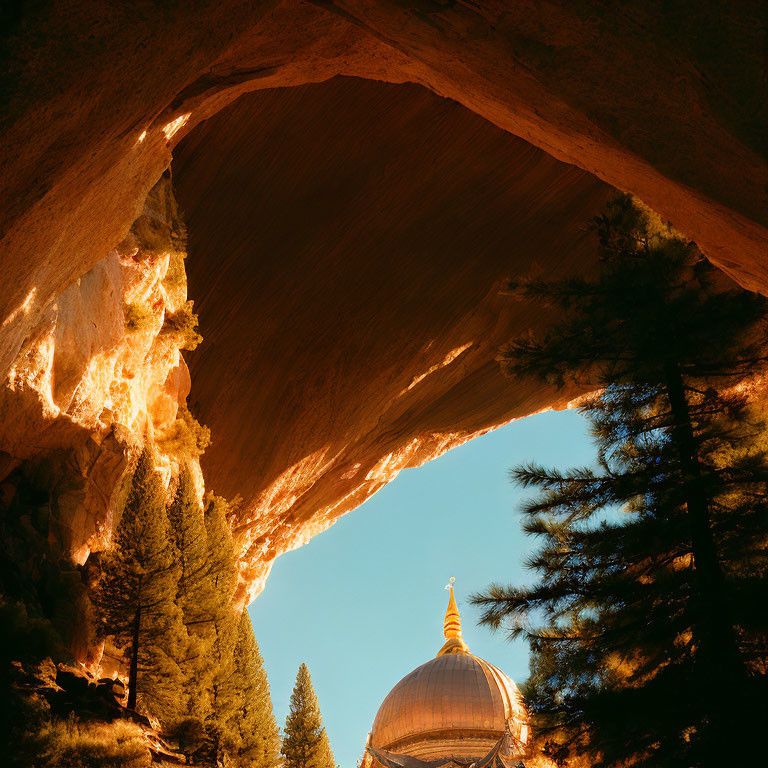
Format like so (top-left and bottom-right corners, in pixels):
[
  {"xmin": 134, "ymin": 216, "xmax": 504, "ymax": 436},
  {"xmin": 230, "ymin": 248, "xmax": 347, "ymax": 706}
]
[
  {"xmin": 18, "ymin": 715, "xmax": 150, "ymax": 768},
  {"xmin": 201, "ymin": 493, "xmax": 240, "ymax": 612},
  {"xmin": 168, "ymin": 716, "xmax": 209, "ymax": 761},
  {"xmin": 228, "ymin": 610, "xmax": 281, "ymax": 768},
  {"xmin": 166, "ymin": 470, "xmax": 255, "ymax": 766},
  {"xmin": 202, "ymin": 610, "xmax": 239, "ymax": 763},
  {"xmin": 162, "ymin": 252, "xmax": 188, "ymax": 309},
  {"xmin": 92, "ymin": 450, "xmax": 185, "ymax": 725},
  {"xmin": 168, "ymin": 467, "xmax": 213, "ymax": 628},
  {"xmin": 163, "ymin": 251, "xmax": 187, "ymax": 290},
  {"xmin": 2, "ymin": 437, "xmax": 278, "ymax": 768},
  {"xmin": 5, "ymin": 660, "xmax": 151, "ymax": 768},
  {"xmin": 474, "ymin": 195, "xmax": 768, "ymax": 767},
  {"xmin": 200, "ymin": 493, "xmax": 242, "ymax": 764},
  {"xmin": 161, "ymin": 300, "xmax": 202, "ymax": 350},
  {"xmin": 0, "ymin": 167, "xmax": 282, "ymax": 763},
  {"xmin": 167, "ymin": 466, "xmax": 215, "ymax": 733},
  {"xmin": 123, "ymin": 302, "xmax": 153, "ymax": 333},
  {"xmin": 156, "ymin": 406, "xmax": 211, "ymax": 461},
  {"xmin": 282, "ymin": 663, "xmax": 336, "ymax": 768}
]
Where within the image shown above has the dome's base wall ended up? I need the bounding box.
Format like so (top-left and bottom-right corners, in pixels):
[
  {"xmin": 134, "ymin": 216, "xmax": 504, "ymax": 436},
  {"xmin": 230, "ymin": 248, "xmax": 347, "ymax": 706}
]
[{"xmin": 378, "ymin": 730, "xmax": 503, "ymax": 761}]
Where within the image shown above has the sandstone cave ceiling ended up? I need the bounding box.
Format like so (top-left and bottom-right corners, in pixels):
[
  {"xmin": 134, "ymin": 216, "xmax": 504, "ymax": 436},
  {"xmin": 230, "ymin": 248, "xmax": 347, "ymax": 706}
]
[
  {"xmin": 1, "ymin": 0, "xmax": 766, "ymax": 596},
  {"xmin": 171, "ymin": 76, "xmax": 612, "ymax": 590},
  {"xmin": 2, "ymin": 1, "xmax": 765, "ymax": 371}
]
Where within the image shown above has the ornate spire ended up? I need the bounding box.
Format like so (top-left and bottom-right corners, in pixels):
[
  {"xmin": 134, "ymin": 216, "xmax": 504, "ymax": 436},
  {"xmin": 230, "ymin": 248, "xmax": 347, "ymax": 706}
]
[
  {"xmin": 444, "ymin": 577, "xmax": 463, "ymax": 640},
  {"xmin": 438, "ymin": 577, "xmax": 469, "ymax": 656}
]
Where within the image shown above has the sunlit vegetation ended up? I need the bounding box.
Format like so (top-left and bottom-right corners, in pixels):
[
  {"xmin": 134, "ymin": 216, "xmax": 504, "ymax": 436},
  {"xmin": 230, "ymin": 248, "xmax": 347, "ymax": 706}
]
[
  {"xmin": 474, "ymin": 195, "xmax": 768, "ymax": 767},
  {"xmin": 123, "ymin": 301, "xmax": 154, "ymax": 333},
  {"xmin": 93, "ymin": 450, "xmax": 185, "ymax": 719},
  {"xmin": 282, "ymin": 663, "xmax": 336, "ymax": 768},
  {"xmin": 157, "ymin": 406, "xmax": 212, "ymax": 461},
  {"xmin": 162, "ymin": 251, "xmax": 189, "ymax": 302},
  {"xmin": 92, "ymin": 452, "xmax": 281, "ymax": 767},
  {"xmin": 161, "ymin": 300, "xmax": 202, "ymax": 350},
  {"xmin": 16, "ymin": 715, "xmax": 150, "ymax": 768},
  {"xmin": 0, "ymin": 167, "xmax": 339, "ymax": 768},
  {"xmin": 0, "ymin": 442, "xmax": 285, "ymax": 767}
]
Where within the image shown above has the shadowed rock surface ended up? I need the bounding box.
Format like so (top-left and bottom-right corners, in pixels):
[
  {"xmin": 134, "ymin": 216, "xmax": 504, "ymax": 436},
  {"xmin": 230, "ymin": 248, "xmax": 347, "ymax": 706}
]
[
  {"xmin": 1, "ymin": 2, "xmax": 765, "ymax": 380},
  {"xmin": 173, "ymin": 78, "xmax": 612, "ymax": 594},
  {"xmin": 1, "ymin": 1, "xmax": 765, "ymax": 598}
]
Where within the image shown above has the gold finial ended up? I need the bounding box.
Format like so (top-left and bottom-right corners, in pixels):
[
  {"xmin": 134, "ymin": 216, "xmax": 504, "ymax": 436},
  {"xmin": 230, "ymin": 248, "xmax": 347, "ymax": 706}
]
[
  {"xmin": 438, "ymin": 577, "xmax": 469, "ymax": 656},
  {"xmin": 444, "ymin": 577, "xmax": 462, "ymax": 639}
]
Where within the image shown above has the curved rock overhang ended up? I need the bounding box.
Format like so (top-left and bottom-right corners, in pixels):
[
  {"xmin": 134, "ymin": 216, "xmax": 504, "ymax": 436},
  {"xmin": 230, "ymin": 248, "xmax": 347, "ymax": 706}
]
[
  {"xmin": 172, "ymin": 76, "xmax": 612, "ymax": 593},
  {"xmin": 2, "ymin": 1, "xmax": 766, "ymax": 374},
  {"xmin": 1, "ymin": 1, "xmax": 766, "ymax": 598}
]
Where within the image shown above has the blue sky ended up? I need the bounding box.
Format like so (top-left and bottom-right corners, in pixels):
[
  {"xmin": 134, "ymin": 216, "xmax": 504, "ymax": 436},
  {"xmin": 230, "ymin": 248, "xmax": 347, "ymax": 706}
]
[{"xmin": 249, "ymin": 408, "xmax": 593, "ymax": 768}]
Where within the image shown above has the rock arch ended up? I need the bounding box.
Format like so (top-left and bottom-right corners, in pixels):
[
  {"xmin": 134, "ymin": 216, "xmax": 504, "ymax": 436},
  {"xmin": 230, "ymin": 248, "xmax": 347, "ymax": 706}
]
[{"xmin": 1, "ymin": 0, "xmax": 765, "ymax": 596}]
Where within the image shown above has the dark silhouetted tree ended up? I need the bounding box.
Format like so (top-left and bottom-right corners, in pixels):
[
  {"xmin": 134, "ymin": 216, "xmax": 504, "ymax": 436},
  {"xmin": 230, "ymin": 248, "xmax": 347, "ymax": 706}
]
[
  {"xmin": 473, "ymin": 196, "xmax": 768, "ymax": 768},
  {"xmin": 282, "ymin": 663, "xmax": 335, "ymax": 768},
  {"xmin": 93, "ymin": 449, "xmax": 185, "ymax": 724}
]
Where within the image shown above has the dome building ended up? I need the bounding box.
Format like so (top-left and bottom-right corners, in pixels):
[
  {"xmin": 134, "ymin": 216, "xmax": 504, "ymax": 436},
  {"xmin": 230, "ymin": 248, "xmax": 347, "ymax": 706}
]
[{"xmin": 365, "ymin": 580, "xmax": 529, "ymax": 768}]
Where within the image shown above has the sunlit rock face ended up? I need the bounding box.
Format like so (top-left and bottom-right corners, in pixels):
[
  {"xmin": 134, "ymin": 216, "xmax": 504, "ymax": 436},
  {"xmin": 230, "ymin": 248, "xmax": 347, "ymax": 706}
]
[
  {"xmin": 0, "ymin": 1, "xmax": 765, "ymax": 603},
  {"xmin": 0, "ymin": 175, "xmax": 200, "ymax": 565},
  {"xmin": 1, "ymin": 0, "xmax": 765, "ymax": 371},
  {"xmin": 172, "ymin": 78, "xmax": 612, "ymax": 597}
]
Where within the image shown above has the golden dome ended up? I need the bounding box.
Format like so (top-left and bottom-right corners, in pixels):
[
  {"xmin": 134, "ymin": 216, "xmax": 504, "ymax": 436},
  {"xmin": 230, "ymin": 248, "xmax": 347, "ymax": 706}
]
[{"xmin": 369, "ymin": 582, "xmax": 527, "ymax": 762}]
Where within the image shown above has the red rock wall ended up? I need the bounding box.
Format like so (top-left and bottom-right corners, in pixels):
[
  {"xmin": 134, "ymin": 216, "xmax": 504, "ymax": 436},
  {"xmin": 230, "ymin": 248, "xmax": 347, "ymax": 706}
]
[
  {"xmin": 0, "ymin": 175, "xmax": 201, "ymax": 566},
  {"xmin": 1, "ymin": 1, "xmax": 765, "ymax": 598},
  {"xmin": 172, "ymin": 78, "xmax": 612, "ymax": 596},
  {"xmin": 1, "ymin": 1, "xmax": 764, "ymax": 373}
]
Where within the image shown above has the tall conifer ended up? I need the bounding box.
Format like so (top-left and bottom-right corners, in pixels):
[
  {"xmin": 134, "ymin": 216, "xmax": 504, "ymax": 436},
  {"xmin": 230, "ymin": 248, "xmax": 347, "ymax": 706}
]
[
  {"xmin": 93, "ymin": 449, "xmax": 185, "ymax": 724},
  {"xmin": 282, "ymin": 663, "xmax": 335, "ymax": 768},
  {"xmin": 168, "ymin": 466, "xmax": 212, "ymax": 628},
  {"xmin": 167, "ymin": 466, "xmax": 218, "ymax": 757},
  {"xmin": 473, "ymin": 196, "xmax": 768, "ymax": 767},
  {"xmin": 227, "ymin": 609, "xmax": 281, "ymax": 768},
  {"xmin": 201, "ymin": 493, "xmax": 241, "ymax": 763}
]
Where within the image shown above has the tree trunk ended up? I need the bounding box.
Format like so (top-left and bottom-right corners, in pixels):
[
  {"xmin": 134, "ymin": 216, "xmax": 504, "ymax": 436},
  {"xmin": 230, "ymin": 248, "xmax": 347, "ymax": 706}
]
[
  {"xmin": 663, "ymin": 361, "xmax": 745, "ymax": 683},
  {"xmin": 127, "ymin": 603, "xmax": 141, "ymax": 711}
]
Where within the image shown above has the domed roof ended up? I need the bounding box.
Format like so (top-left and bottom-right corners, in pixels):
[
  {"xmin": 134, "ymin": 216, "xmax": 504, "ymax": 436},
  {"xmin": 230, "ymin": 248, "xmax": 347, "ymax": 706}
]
[
  {"xmin": 370, "ymin": 651, "xmax": 524, "ymax": 750},
  {"xmin": 369, "ymin": 581, "xmax": 527, "ymax": 761}
]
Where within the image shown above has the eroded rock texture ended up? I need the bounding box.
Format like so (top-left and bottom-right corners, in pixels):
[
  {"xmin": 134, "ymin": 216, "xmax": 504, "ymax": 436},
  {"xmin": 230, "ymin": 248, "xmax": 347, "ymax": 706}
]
[
  {"xmin": 0, "ymin": 175, "xmax": 201, "ymax": 566},
  {"xmin": 1, "ymin": 0, "xmax": 765, "ymax": 363},
  {"xmin": 1, "ymin": 1, "xmax": 765, "ymax": 600}
]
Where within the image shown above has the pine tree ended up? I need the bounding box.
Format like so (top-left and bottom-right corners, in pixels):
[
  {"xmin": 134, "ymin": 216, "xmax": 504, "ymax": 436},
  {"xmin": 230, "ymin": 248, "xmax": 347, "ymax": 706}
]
[
  {"xmin": 227, "ymin": 609, "xmax": 281, "ymax": 768},
  {"xmin": 201, "ymin": 492, "xmax": 239, "ymax": 631},
  {"xmin": 472, "ymin": 196, "xmax": 768, "ymax": 768},
  {"xmin": 201, "ymin": 493, "xmax": 241, "ymax": 764},
  {"xmin": 92, "ymin": 449, "xmax": 186, "ymax": 725},
  {"xmin": 282, "ymin": 663, "xmax": 335, "ymax": 768},
  {"xmin": 166, "ymin": 466, "xmax": 219, "ymax": 758},
  {"xmin": 168, "ymin": 465, "xmax": 212, "ymax": 628}
]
